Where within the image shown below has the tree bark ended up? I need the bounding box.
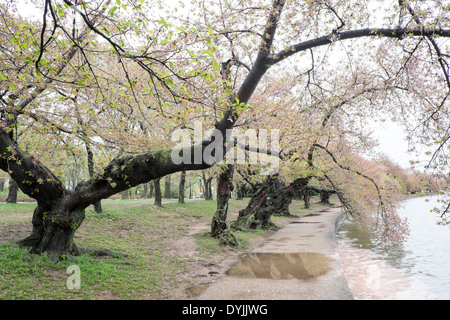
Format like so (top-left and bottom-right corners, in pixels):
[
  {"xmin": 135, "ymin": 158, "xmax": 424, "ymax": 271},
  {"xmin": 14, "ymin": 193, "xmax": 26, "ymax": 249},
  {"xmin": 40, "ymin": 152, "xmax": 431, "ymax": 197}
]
[
  {"xmin": 17, "ymin": 203, "xmax": 85, "ymax": 259},
  {"xmin": 307, "ymin": 186, "xmax": 336, "ymax": 205},
  {"xmin": 178, "ymin": 170, "xmax": 186, "ymax": 203},
  {"xmin": 6, "ymin": 179, "xmax": 18, "ymax": 204},
  {"xmin": 154, "ymin": 178, "xmax": 162, "ymax": 207},
  {"xmin": 164, "ymin": 175, "xmax": 171, "ymax": 198},
  {"xmin": 206, "ymin": 178, "xmax": 213, "ymax": 200},
  {"xmin": 234, "ymin": 177, "xmax": 309, "ymax": 230},
  {"xmin": 235, "ymin": 182, "xmax": 246, "ymax": 200},
  {"xmin": 303, "ymin": 188, "xmax": 310, "ymax": 209},
  {"xmin": 149, "ymin": 180, "xmax": 154, "ymax": 198},
  {"xmin": 201, "ymin": 172, "xmax": 213, "ymax": 200},
  {"xmin": 142, "ymin": 182, "xmax": 148, "ymax": 199},
  {"xmin": 319, "ymin": 190, "xmax": 331, "ymax": 204},
  {"xmin": 211, "ymin": 165, "xmax": 237, "ymax": 246},
  {"xmin": 189, "ymin": 178, "xmax": 192, "ymax": 199},
  {"xmin": 93, "ymin": 202, "xmax": 103, "ymax": 213},
  {"xmin": 233, "ymin": 176, "xmax": 275, "ymax": 229}
]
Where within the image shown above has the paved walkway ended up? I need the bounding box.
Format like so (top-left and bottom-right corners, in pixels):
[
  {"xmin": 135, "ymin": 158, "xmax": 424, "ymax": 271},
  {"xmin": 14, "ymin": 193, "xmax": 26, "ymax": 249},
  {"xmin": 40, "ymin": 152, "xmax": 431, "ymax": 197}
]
[{"xmin": 197, "ymin": 206, "xmax": 353, "ymax": 300}]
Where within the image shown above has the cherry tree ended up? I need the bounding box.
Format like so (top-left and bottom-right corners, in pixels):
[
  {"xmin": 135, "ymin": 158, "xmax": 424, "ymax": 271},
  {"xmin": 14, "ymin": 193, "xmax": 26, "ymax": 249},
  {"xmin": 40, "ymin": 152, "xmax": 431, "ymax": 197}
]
[{"xmin": 0, "ymin": 0, "xmax": 448, "ymax": 258}]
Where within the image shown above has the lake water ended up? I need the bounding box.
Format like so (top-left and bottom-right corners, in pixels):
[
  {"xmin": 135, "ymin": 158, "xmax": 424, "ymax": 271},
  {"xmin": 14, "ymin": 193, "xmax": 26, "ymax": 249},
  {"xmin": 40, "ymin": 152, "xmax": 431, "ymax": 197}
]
[{"xmin": 337, "ymin": 195, "xmax": 450, "ymax": 300}]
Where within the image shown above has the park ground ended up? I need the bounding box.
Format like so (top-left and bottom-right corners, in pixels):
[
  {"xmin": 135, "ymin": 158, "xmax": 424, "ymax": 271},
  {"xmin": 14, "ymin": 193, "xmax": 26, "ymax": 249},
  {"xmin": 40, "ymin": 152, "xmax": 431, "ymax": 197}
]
[{"xmin": 0, "ymin": 191, "xmax": 335, "ymax": 300}]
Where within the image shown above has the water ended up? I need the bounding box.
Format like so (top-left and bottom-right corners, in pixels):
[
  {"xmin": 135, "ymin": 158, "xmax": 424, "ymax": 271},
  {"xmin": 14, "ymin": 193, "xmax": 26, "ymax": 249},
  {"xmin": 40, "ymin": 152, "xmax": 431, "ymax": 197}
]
[
  {"xmin": 337, "ymin": 195, "xmax": 450, "ymax": 300},
  {"xmin": 226, "ymin": 252, "xmax": 332, "ymax": 280}
]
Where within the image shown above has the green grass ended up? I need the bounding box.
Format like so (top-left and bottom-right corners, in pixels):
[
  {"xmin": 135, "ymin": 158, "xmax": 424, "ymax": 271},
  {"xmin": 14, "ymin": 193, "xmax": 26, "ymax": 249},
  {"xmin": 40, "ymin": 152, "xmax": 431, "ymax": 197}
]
[
  {"xmin": 0, "ymin": 196, "xmax": 327, "ymax": 300},
  {"xmin": 0, "ymin": 196, "xmax": 313, "ymax": 300}
]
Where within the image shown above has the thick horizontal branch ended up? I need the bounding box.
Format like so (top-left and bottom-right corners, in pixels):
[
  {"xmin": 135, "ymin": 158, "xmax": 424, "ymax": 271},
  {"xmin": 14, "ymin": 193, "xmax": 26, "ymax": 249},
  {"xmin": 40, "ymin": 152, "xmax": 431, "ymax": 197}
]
[
  {"xmin": 236, "ymin": 140, "xmax": 285, "ymax": 160},
  {"xmin": 66, "ymin": 142, "xmax": 215, "ymax": 210},
  {"xmin": 307, "ymin": 185, "xmax": 336, "ymax": 194},
  {"xmin": 268, "ymin": 27, "xmax": 450, "ymax": 66}
]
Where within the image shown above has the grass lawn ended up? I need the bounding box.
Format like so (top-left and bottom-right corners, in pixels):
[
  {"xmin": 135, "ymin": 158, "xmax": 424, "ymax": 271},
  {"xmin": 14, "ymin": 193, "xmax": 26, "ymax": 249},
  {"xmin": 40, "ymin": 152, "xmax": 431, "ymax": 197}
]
[{"xmin": 0, "ymin": 196, "xmax": 325, "ymax": 300}]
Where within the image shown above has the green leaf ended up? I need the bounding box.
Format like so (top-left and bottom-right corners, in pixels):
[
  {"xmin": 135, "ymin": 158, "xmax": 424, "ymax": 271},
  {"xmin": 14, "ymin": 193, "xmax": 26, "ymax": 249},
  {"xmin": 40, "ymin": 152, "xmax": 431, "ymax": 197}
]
[
  {"xmin": 212, "ymin": 59, "xmax": 220, "ymax": 72},
  {"xmin": 110, "ymin": 6, "xmax": 118, "ymax": 16}
]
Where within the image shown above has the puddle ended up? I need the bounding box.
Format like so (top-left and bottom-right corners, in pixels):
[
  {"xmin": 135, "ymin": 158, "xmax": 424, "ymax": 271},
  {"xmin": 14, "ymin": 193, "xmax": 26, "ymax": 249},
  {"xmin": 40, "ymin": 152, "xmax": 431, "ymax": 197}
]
[
  {"xmin": 226, "ymin": 252, "xmax": 331, "ymax": 280},
  {"xmin": 303, "ymin": 213, "xmax": 321, "ymax": 217},
  {"xmin": 185, "ymin": 283, "xmax": 212, "ymax": 298},
  {"xmin": 289, "ymin": 221, "xmax": 320, "ymax": 224}
]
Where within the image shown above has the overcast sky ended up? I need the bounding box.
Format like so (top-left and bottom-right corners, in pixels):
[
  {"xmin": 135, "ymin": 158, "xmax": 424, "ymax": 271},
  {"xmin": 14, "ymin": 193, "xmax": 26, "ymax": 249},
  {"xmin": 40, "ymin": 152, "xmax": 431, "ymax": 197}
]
[{"xmin": 370, "ymin": 122, "xmax": 415, "ymax": 169}]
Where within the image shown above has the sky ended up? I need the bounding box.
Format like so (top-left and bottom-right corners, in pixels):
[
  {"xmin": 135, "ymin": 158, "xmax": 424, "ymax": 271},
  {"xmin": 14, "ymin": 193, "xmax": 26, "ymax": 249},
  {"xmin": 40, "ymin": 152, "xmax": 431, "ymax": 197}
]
[{"xmin": 369, "ymin": 121, "xmax": 416, "ymax": 170}]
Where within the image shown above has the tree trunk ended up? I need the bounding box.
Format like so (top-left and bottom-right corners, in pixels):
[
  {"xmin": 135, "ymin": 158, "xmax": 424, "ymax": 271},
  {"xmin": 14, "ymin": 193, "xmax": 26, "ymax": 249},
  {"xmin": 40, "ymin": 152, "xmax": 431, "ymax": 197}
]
[
  {"xmin": 93, "ymin": 202, "xmax": 103, "ymax": 213},
  {"xmin": 235, "ymin": 182, "xmax": 246, "ymax": 200},
  {"xmin": 211, "ymin": 165, "xmax": 238, "ymax": 246},
  {"xmin": 206, "ymin": 178, "xmax": 213, "ymax": 200},
  {"xmin": 267, "ymin": 178, "xmax": 293, "ymax": 216},
  {"xmin": 142, "ymin": 182, "xmax": 148, "ymax": 199},
  {"xmin": 164, "ymin": 175, "xmax": 171, "ymax": 199},
  {"xmin": 154, "ymin": 178, "xmax": 162, "ymax": 207},
  {"xmin": 320, "ymin": 190, "xmax": 331, "ymax": 204},
  {"xmin": 17, "ymin": 202, "xmax": 85, "ymax": 259},
  {"xmin": 6, "ymin": 179, "xmax": 18, "ymax": 204},
  {"xmin": 303, "ymin": 188, "xmax": 310, "ymax": 209},
  {"xmin": 149, "ymin": 180, "xmax": 154, "ymax": 198},
  {"xmin": 202, "ymin": 172, "xmax": 213, "ymax": 200},
  {"xmin": 233, "ymin": 177, "xmax": 274, "ymax": 229},
  {"xmin": 234, "ymin": 177, "xmax": 309, "ymax": 230},
  {"xmin": 178, "ymin": 170, "xmax": 186, "ymax": 203},
  {"xmin": 189, "ymin": 178, "xmax": 192, "ymax": 199}
]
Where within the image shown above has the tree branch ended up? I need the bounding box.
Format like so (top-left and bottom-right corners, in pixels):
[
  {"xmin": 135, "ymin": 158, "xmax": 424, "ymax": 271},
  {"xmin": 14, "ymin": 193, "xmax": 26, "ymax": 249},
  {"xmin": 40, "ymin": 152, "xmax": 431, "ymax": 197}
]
[
  {"xmin": 268, "ymin": 27, "xmax": 450, "ymax": 66},
  {"xmin": 399, "ymin": 0, "xmax": 450, "ymax": 90},
  {"xmin": 313, "ymin": 143, "xmax": 384, "ymax": 207}
]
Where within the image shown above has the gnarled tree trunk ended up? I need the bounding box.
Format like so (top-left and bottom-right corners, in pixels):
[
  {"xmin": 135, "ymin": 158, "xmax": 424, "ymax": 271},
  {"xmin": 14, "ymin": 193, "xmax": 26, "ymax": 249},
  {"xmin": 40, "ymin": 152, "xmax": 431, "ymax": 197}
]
[
  {"xmin": 211, "ymin": 165, "xmax": 238, "ymax": 246},
  {"xmin": 233, "ymin": 176, "xmax": 275, "ymax": 229},
  {"xmin": 17, "ymin": 203, "xmax": 85, "ymax": 258},
  {"xmin": 234, "ymin": 177, "xmax": 309, "ymax": 230}
]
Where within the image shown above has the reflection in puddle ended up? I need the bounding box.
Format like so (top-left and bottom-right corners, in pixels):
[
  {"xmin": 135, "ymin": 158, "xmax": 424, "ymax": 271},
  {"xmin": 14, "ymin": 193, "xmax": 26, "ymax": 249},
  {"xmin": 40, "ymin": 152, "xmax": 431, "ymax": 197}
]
[
  {"xmin": 226, "ymin": 252, "xmax": 331, "ymax": 280},
  {"xmin": 303, "ymin": 213, "xmax": 321, "ymax": 217},
  {"xmin": 289, "ymin": 221, "xmax": 320, "ymax": 224},
  {"xmin": 185, "ymin": 283, "xmax": 212, "ymax": 298}
]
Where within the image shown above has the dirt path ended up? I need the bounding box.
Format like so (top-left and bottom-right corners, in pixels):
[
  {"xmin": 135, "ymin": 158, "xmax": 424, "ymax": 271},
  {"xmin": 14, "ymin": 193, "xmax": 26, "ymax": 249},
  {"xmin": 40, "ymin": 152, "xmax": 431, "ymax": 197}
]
[{"xmin": 195, "ymin": 206, "xmax": 353, "ymax": 300}]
